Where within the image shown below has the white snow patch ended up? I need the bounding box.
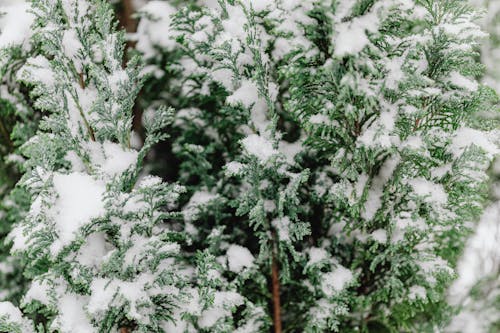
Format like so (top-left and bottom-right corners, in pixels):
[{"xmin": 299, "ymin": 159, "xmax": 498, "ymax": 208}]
[
  {"xmin": 307, "ymin": 247, "xmax": 329, "ymax": 266},
  {"xmin": 50, "ymin": 172, "xmax": 105, "ymax": 255},
  {"xmin": 226, "ymin": 79, "xmax": 260, "ymax": 109},
  {"xmin": 227, "ymin": 244, "xmax": 254, "ymax": 273},
  {"xmin": 321, "ymin": 265, "xmax": 354, "ymax": 297},
  {"xmin": 408, "ymin": 285, "xmax": 426, "ymax": 300},
  {"xmin": 241, "ymin": 134, "xmax": 278, "ymax": 163},
  {"xmin": 0, "ymin": 301, "xmax": 22, "ymax": 323},
  {"xmin": 55, "ymin": 294, "xmax": 93, "ymax": 333},
  {"xmin": 272, "ymin": 217, "xmax": 291, "ymax": 241},
  {"xmin": 135, "ymin": 1, "xmax": 177, "ymax": 58},
  {"xmin": 450, "ymin": 128, "xmax": 498, "ymax": 159},
  {"xmin": 0, "ymin": 1, "xmax": 34, "ymax": 50},
  {"xmin": 448, "ymin": 71, "xmax": 478, "ymax": 92},
  {"xmin": 407, "ymin": 178, "xmax": 447, "ymax": 205},
  {"xmin": 370, "ymin": 229, "xmax": 387, "ymax": 244},
  {"xmin": 101, "ymin": 141, "xmax": 138, "ymax": 176}
]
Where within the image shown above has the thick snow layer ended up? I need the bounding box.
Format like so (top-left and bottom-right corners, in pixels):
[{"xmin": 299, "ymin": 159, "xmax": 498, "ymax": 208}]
[
  {"xmin": 55, "ymin": 294, "xmax": 93, "ymax": 333},
  {"xmin": 227, "ymin": 244, "xmax": 254, "ymax": 273},
  {"xmin": 225, "ymin": 161, "xmax": 244, "ymax": 176},
  {"xmin": 88, "ymin": 275, "xmax": 155, "ymax": 321},
  {"xmin": 23, "ymin": 279, "xmax": 51, "ymax": 305},
  {"xmin": 50, "ymin": 172, "xmax": 105, "ymax": 254},
  {"xmin": 450, "ymin": 202, "xmax": 500, "ymax": 300},
  {"xmin": 0, "ymin": 1, "xmax": 34, "ymax": 50},
  {"xmin": 0, "ymin": 301, "xmax": 22, "ymax": 323},
  {"xmin": 241, "ymin": 134, "xmax": 278, "ymax": 163},
  {"xmin": 198, "ymin": 291, "xmax": 244, "ymax": 328},
  {"xmin": 61, "ymin": 29, "xmax": 83, "ymax": 63},
  {"xmin": 75, "ymin": 232, "xmax": 111, "ymax": 268}
]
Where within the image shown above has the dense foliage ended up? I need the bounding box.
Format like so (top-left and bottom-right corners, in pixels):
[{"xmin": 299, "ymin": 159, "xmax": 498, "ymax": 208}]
[{"xmin": 0, "ymin": 0, "xmax": 498, "ymax": 332}]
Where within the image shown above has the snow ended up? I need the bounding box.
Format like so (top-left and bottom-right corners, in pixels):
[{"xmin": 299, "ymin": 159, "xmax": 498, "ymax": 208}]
[
  {"xmin": 241, "ymin": 134, "xmax": 278, "ymax": 163},
  {"xmin": 362, "ymin": 155, "xmax": 400, "ymax": 220},
  {"xmin": 0, "ymin": 301, "xmax": 22, "ymax": 322},
  {"xmin": 450, "ymin": 128, "xmax": 498, "ymax": 159},
  {"xmin": 0, "ymin": 1, "xmax": 34, "ymax": 50},
  {"xmin": 75, "ymin": 232, "xmax": 111, "ymax": 268},
  {"xmin": 309, "ymin": 114, "xmax": 331, "ymax": 125},
  {"xmin": 450, "ymin": 202, "xmax": 500, "ymax": 302},
  {"xmin": 225, "ymin": 161, "xmax": 244, "ymax": 176},
  {"xmin": 408, "ymin": 285, "xmax": 426, "ymax": 300},
  {"xmin": 370, "ymin": 229, "xmax": 387, "ymax": 243},
  {"xmin": 183, "ymin": 191, "xmax": 218, "ymax": 221},
  {"xmin": 64, "ymin": 151, "xmax": 85, "ymax": 172},
  {"xmin": 227, "ymin": 244, "xmax": 254, "ymax": 273},
  {"xmin": 55, "ymin": 294, "xmax": 93, "ymax": 333},
  {"xmin": 23, "ymin": 279, "xmax": 51, "ymax": 305},
  {"xmin": 321, "ymin": 265, "xmax": 354, "ymax": 297},
  {"xmin": 448, "ymin": 71, "xmax": 478, "ymax": 92},
  {"xmin": 334, "ymin": 23, "xmax": 370, "ymax": 57},
  {"xmin": 220, "ymin": 4, "xmax": 248, "ymax": 44},
  {"xmin": 242, "ymin": 0, "xmax": 274, "ymax": 12},
  {"xmin": 307, "ymin": 247, "xmax": 329, "ymax": 266},
  {"xmin": 332, "ymin": 5, "xmax": 380, "ymax": 57},
  {"xmin": 407, "ymin": 178, "xmax": 447, "ymax": 205},
  {"xmin": 88, "ymin": 275, "xmax": 155, "ymax": 321},
  {"xmin": 198, "ymin": 291, "xmax": 243, "ymax": 328},
  {"xmin": 101, "ymin": 141, "xmax": 138, "ymax": 176},
  {"xmin": 20, "ymin": 55, "xmax": 55, "ymax": 87},
  {"xmin": 226, "ymin": 79, "xmax": 261, "ymax": 109},
  {"xmin": 61, "ymin": 29, "xmax": 83, "ymax": 63},
  {"xmin": 135, "ymin": 1, "xmax": 177, "ymax": 58},
  {"xmin": 272, "ymin": 217, "xmax": 291, "ymax": 241},
  {"xmin": 50, "ymin": 172, "xmax": 106, "ymax": 255}
]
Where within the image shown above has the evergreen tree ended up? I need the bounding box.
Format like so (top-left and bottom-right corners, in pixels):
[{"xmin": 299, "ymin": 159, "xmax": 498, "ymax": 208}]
[
  {"xmin": 0, "ymin": 0, "xmax": 498, "ymax": 332},
  {"xmin": 446, "ymin": 1, "xmax": 500, "ymax": 332},
  {"xmin": 0, "ymin": 0, "xmax": 186, "ymax": 332},
  {"xmin": 0, "ymin": 0, "xmax": 38, "ymax": 305},
  {"xmin": 140, "ymin": 0, "xmax": 498, "ymax": 331}
]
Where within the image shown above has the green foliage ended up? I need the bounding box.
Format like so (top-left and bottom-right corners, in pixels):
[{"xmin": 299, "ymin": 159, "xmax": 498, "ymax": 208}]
[{"xmin": 0, "ymin": 0, "xmax": 498, "ymax": 332}]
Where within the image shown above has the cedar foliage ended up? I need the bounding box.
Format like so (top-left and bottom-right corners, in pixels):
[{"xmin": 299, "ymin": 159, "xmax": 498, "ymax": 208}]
[{"xmin": 0, "ymin": 0, "xmax": 499, "ymax": 332}]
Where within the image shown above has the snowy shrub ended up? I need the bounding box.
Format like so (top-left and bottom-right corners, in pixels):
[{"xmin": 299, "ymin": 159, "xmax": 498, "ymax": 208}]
[{"xmin": 0, "ymin": 0, "xmax": 498, "ymax": 332}]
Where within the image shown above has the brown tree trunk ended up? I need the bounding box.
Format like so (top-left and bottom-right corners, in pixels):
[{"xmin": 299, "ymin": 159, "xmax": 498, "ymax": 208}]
[
  {"xmin": 116, "ymin": 0, "xmax": 143, "ymax": 136},
  {"xmin": 271, "ymin": 240, "xmax": 282, "ymax": 333},
  {"xmin": 120, "ymin": 0, "xmax": 137, "ymax": 34}
]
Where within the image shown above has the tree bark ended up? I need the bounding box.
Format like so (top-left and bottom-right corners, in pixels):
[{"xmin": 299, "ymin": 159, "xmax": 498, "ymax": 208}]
[{"xmin": 271, "ymin": 240, "xmax": 282, "ymax": 333}]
